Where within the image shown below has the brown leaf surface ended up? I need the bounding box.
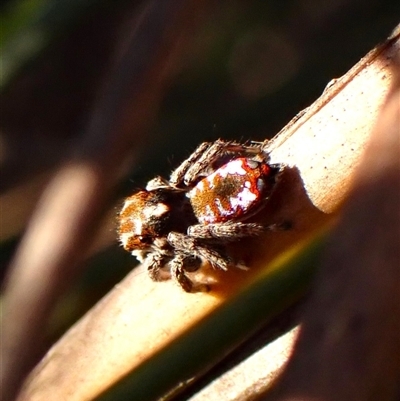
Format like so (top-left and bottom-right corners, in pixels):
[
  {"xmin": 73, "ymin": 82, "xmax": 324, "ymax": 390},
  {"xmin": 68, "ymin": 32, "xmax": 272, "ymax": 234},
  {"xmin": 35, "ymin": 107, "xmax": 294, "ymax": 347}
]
[{"xmin": 256, "ymin": 27, "xmax": 400, "ymax": 401}]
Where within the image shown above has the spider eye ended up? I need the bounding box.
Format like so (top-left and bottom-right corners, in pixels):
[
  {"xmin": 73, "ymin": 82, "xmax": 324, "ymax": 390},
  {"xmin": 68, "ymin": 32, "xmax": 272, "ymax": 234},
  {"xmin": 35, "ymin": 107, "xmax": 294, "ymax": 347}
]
[{"xmin": 138, "ymin": 235, "xmax": 152, "ymax": 245}]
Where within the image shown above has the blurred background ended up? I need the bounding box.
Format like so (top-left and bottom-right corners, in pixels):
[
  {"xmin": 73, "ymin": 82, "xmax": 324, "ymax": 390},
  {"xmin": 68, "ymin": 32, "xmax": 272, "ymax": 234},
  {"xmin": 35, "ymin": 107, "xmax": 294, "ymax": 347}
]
[{"xmin": 1, "ymin": 0, "xmax": 399, "ymax": 346}]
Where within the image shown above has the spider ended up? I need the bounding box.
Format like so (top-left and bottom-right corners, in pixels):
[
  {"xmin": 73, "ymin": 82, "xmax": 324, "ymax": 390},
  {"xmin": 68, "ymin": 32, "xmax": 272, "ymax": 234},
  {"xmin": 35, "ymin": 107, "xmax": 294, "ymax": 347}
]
[{"xmin": 118, "ymin": 139, "xmax": 285, "ymax": 292}]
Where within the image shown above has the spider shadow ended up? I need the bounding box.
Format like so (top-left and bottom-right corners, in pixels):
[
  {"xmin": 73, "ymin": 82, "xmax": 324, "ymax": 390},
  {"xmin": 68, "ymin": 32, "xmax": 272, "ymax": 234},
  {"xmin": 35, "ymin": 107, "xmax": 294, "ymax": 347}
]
[{"xmin": 196, "ymin": 165, "xmax": 333, "ymax": 298}]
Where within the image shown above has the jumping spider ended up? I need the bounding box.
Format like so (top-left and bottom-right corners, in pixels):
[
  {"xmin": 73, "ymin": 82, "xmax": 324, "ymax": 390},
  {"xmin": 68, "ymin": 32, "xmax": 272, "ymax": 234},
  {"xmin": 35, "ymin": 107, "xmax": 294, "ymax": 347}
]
[{"xmin": 118, "ymin": 139, "xmax": 285, "ymax": 292}]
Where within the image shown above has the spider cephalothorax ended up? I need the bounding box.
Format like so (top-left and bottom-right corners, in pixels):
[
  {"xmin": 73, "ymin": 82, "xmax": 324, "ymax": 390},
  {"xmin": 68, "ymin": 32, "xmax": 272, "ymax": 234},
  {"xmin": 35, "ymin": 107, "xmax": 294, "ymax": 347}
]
[{"xmin": 118, "ymin": 139, "xmax": 284, "ymax": 292}]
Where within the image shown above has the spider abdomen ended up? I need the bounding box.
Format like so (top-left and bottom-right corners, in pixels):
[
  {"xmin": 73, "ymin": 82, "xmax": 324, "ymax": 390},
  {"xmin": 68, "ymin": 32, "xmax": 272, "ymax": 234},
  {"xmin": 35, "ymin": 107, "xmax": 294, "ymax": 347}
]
[{"xmin": 188, "ymin": 157, "xmax": 278, "ymax": 224}]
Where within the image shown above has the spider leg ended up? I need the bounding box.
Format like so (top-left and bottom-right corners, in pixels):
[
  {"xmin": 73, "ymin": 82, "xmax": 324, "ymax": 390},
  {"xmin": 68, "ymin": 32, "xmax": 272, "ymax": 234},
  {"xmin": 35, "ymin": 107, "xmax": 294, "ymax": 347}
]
[
  {"xmin": 167, "ymin": 232, "xmax": 231, "ymax": 271},
  {"xmin": 178, "ymin": 139, "xmax": 241, "ymax": 186},
  {"xmin": 183, "ymin": 140, "xmax": 276, "ymax": 186},
  {"xmin": 169, "ymin": 142, "xmax": 212, "ymax": 187},
  {"xmin": 145, "ymin": 176, "xmax": 171, "ymax": 190},
  {"xmin": 188, "ymin": 221, "xmax": 291, "ymax": 240},
  {"xmin": 187, "ymin": 222, "xmax": 265, "ymax": 240},
  {"xmin": 170, "ymin": 139, "xmax": 267, "ymax": 188},
  {"xmin": 144, "ymin": 250, "xmax": 169, "ymax": 282},
  {"xmin": 168, "ymin": 254, "xmax": 209, "ymax": 292},
  {"xmin": 168, "ymin": 254, "xmax": 193, "ymax": 292}
]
